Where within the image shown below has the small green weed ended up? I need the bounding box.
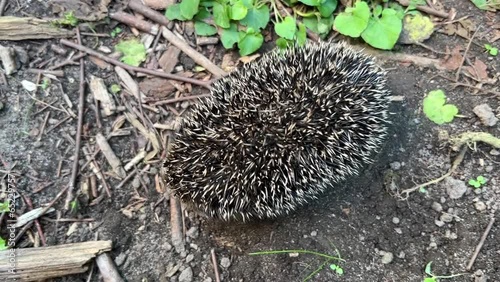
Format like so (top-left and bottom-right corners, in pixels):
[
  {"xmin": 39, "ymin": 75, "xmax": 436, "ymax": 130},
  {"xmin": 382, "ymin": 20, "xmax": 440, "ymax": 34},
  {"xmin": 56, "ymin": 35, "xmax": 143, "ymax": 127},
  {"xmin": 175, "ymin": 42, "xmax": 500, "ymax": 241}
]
[
  {"xmin": 0, "ymin": 200, "xmax": 10, "ymax": 212},
  {"xmin": 468, "ymin": 175, "xmax": 486, "ymax": 188},
  {"xmin": 484, "ymin": 44, "xmax": 498, "ymax": 56},
  {"xmin": 249, "ymin": 248, "xmax": 345, "ymax": 281},
  {"xmin": 111, "ymin": 27, "xmax": 123, "ymax": 38},
  {"xmin": 423, "ymin": 90, "xmax": 459, "ymax": 125},
  {"xmin": 110, "ymin": 84, "xmax": 121, "ymax": 94},
  {"xmin": 70, "ymin": 199, "xmax": 79, "ymax": 213},
  {"xmin": 423, "ymin": 261, "xmax": 465, "ymax": 282},
  {"xmin": 115, "ymin": 39, "xmax": 147, "ymax": 67},
  {"xmin": 56, "ymin": 11, "xmax": 79, "ymax": 27},
  {"xmin": 40, "ymin": 78, "xmax": 51, "ymax": 90},
  {"xmin": 0, "ymin": 237, "xmax": 7, "ymax": 250}
]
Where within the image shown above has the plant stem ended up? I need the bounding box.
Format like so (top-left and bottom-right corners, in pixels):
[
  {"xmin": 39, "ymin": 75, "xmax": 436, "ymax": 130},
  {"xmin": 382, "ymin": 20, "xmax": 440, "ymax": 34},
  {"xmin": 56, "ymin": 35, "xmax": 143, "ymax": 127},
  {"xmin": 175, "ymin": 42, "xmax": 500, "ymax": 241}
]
[{"xmin": 249, "ymin": 249, "xmax": 345, "ymax": 262}]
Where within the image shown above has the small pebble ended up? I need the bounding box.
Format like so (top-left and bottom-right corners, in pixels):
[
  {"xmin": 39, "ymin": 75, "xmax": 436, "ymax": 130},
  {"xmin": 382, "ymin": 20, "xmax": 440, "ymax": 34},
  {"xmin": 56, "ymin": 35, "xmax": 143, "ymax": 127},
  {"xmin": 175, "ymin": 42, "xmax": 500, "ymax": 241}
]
[
  {"xmin": 33, "ymin": 141, "xmax": 43, "ymax": 148},
  {"xmin": 485, "ymin": 166, "xmax": 494, "ymax": 173},
  {"xmin": 390, "ymin": 162, "xmax": 401, "ymax": 170},
  {"xmin": 310, "ymin": 230, "xmax": 317, "ymax": 237},
  {"xmin": 132, "ymin": 177, "xmax": 141, "ymax": 189},
  {"xmin": 114, "ymin": 253, "xmax": 127, "ymax": 266},
  {"xmin": 435, "ymin": 219, "xmax": 445, "ymax": 227},
  {"xmin": 429, "ymin": 242, "xmax": 437, "ymax": 249},
  {"xmin": 490, "ymin": 149, "xmax": 500, "ymax": 156},
  {"xmin": 392, "ymin": 217, "xmax": 400, "ymax": 224},
  {"xmin": 394, "ymin": 228, "xmax": 402, "ymax": 234},
  {"xmin": 220, "ymin": 257, "xmax": 231, "ymax": 268},
  {"xmin": 178, "ymin": 267, "xmax": 193, "ymax": 282},
  {"xmin": 474, "ymin": 201, "xmax": 487, "ymax": 211},
  {"xmin": 431, "ymin": 202, "xmax": 443, "ymax": 212},
  {"xmin": 445, "ymin": 177, "xmax": 467, "ymax": 199},
  {"xmin": 185, "ymin": 254, "xmax": 194, "ymax": 263},
  {"xmin": 440, "ymin": 213, "xmax": 454, "ymax": 223},
  {"xmin": 380, "ymin": 251, "xmax": 394, "ymax": 264},
  {"xmin": 186, "ymin": 227, "xmax": 199, "ymax": 239},
  {"xmin": 398, "ymin": 251, "xmax": 405, "ymax": 259},
  {"xmin": 473, "ymin": 103, "xmax": 498, "ymax": 127}
]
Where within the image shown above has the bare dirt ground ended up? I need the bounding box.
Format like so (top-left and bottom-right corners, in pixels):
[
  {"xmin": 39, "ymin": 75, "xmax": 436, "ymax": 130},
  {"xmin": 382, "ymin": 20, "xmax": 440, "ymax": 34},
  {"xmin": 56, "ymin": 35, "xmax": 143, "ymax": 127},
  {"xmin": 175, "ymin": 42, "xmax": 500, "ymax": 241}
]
[{"xmin": 0, "ymin": 0, "xmax": 499, "ymax": 281}]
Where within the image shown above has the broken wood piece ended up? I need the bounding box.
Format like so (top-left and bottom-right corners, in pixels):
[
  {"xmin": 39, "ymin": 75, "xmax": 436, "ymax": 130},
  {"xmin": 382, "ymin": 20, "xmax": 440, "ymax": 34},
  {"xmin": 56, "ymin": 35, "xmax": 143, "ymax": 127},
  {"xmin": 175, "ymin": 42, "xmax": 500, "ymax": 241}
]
[
  {"xmin": 0, "ymin": 45, "xmax": 17, "ymax": 75},
  {"xmin": 158, "ymin": 45, "xmax": 181, "ymax": 73},
  {"xmin": 0, "ymin": 241, "xmax": 112, "ymax": 281},
  {"xmin": 124, "ymin": 150, "xmax": 147, "ymax": 171},
  {"xmin": 95, "ymin": 253, "xmax": 125, "ymax": 282},
  {"xmin": 109, "ymin": 11, "xmax": 158, "ymax": 35},
  {"xmin": 196, "ymin": 37, "xmax": 219, "ymax": 46},
  {"xmin": 26, "ymin": 69, "xmax": 64, "ymax": 77},
  {"xmin": 0, "ymin": 16, "xmax": 75, "ymax": 41},
  {"xmin": 114, "ymin": 66, "xmax": 147, "ymax": 103},
  {"xmin": 15, "ymin": 207, "xmax": 55, "ymax": 228},
  {"xmin": 95, "ymin": 133, "xmax": 126, "ymax": 178},
  {"xmin": 90, "ymin": 75, "xmax": 116, "ymax": 116}
]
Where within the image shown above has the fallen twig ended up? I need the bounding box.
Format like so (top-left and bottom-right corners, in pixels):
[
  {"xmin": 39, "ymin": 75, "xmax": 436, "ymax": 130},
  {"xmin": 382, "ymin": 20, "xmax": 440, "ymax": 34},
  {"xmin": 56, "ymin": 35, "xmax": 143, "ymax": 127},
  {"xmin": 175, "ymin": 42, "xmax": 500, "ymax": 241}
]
[
  {"xmin": 450, "ymin": 132, "xmax": 500, "ymax": 151},
  {"xmin": 27, "ymin": 69, "xmax": 64, "ymax": 77},
  {"xmin": 21, "ymin": 195, "xmax": 47, "ymax": 246},
  {"xmin": 95, "ymin": 253, "xmax": 125, "ymax": 282},
  {"xmin": 466, "ymin": 217, "xmax": 496, "ymax": 271},
  {"xmin": 455, "ymin": 26, "xmax": 480, "ymax": 82},
  {"xmin": 60, "ymin": 39, "xmax": 210, "ymax": 88},
  {"xmin": 170, "ymin": 189, "xmax": 185, "ymax": 253},
  {"xmin": 396, "ymin": 0, "xmax": 450, "ymax": 18},
  {"xmin": 109, "ymin": 11, "xmax": 158, "ymax": 35},
  {"xmin": 128, "ymin": 1, "xmax": 227, "ymax": 77},
  {"xmin": 153, "ymin": 94, "xmax": 211, "ymax": 106},
  {"xmin": 95, "ymin": 133, "xmax": 126, "ymax": 178},
  {"xmin": 37, "ymin": 111, "xmax": 50, "ymax": 141},
  {"xmin": 210, "ymin": 249, "xmax": 221, "ymax": 282},
  {"xmin": 48, "ymin": 53, "xmax": 86, "ymax": 70},
  {"xmin": 398, "ymin": 146, "xmax": 467, "ymax": 200},
  {"xmin": 65, "ymin": 28, "xmax": 85, "ymax": 211}
]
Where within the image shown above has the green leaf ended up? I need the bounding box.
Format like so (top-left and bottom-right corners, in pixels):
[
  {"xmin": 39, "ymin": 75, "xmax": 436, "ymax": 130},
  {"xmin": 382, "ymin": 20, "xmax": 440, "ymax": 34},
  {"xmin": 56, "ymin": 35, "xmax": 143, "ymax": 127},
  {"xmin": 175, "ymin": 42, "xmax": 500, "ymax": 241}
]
[
  {"xmin": 373, "ymin": 5, "xmax": 383, "ymax": 17},
  {"xmin": 303, "ymin": 16, "xmax": 333, "ymax": 36},
  {"xmin": 477, "ymin": 176, "xmax": 486, "ymax": 184},
  {"xmin": 329, "ymin": 264, "xmax": 344, "ymax": 275},
  {"xmin": 195, "ymin": 21, "xmax": 218, "ymax": 36},
  {"xmin": 296, "ymin": 22, "xmax": 307, "ymax": 46},
  {"xmin": 470, "ymin": 0, "xmax": 489, "ymax": 10},
  {"xmin": 422, "ymin": 90, "xmax": 458, "ymax": 125},
  {"xmin": 241, "ymin": 0, "xmax": 254, "ymax": 8},
  {"xmin": 115, "ymin": 39, "xmax": 147, "ymax": 67},
  {"xmin": 0, "ymin": 201, "xmax": 9, "ymax": 212},
  {"xmin": 276, "ymin": 37, "xmax": 290, "ymax": 49},
  {"xmin": 275, "ymin": 16, "xmax": 297, "ymax": 40},
  {"xmin": 333, "ymin": 1, "xmax": 370, "ymax": 37},
  {"xmin": 213, "ymin": 2, "xmax": 231, "ymax": 28},
  {"xmin": 484, "ymin": 44, "xmax": 498, "ymax": 56},
  {"xmin": 230, "ymin": 0, "xmax": 248, "ymax": 20},
  {"xmin": 424, "ymin": 261, "xmax": 433, "ymax": 275},
  {"xmin": 469, "ymin": 179, "xmax": 480, "ymax": 188},
  {"xmin": 318, "ymin": 0, "xmax": 338, "ymax": 17},
  {"xmin": 298, "ymin": 0, "xmax": 321, "ymax": 6},
  {"xmin": 180, "ymin": 0, "xmax": 200, "ymax": 19},
  {"xmin": 221, "ymin": 23, "xmax": 240, "ymax": 49},
  {"xmin": 361, "ymin": 8, "xmax": 402, "ymax": 50},
  {"xmin": 110, "ymin": 84, "xmax": 121, "ymax": 94},
  {"xmin": 0, "ymin": 237, "xmax": 7, "ymax": 251},
  {"xmin": 423, "ymin": 278, "xmax": 437, "ymax": 282},
  {"xmin": 240, "ymin": 4, "xmax": 270, "ymax": 30},
  {"xmin": 194, "ymin": 7, "xmax": 211, "ymax": 20},
  {"xmin": 166, "ymin": 4, "xmax": 187, "ymax": 21},
  {"xmin": 238, "ymin": 31, "xmax": 263, "ymax": 56}
]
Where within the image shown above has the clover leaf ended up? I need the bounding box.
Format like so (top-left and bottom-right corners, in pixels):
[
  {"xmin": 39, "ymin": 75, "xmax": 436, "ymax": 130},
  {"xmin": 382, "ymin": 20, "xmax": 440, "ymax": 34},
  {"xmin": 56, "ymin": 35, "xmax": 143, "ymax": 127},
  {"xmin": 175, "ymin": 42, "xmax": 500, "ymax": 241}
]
[
  {"xmin": 423, "ymin": 90, "xmax": 459, "ymax": 125},
  {"xmin": 238, "ymin": 28, "xmax": 263, "ymax": 56},
  {"xmin": 485, "ymin": 44, "xmax": 498, "ymax": 56},
  {"xmin": 333, "ymin": 1, "xmax": 370, "ymax": 37},
  {"xmin": 361, "ymin": 8, "xmax": 402, "ymax": 50},
  {"xmin": 275, "ymin": 16, "xmax": 297, "ymax": 40}
]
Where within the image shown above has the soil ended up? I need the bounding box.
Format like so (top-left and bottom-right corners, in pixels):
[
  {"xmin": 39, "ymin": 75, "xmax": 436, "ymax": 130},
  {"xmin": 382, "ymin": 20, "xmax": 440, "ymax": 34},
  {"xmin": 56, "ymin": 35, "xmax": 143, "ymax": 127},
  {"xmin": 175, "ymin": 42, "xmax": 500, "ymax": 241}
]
[{"xmin": 0, "ymin": 0, "xmax": 499, "ymax": 281}]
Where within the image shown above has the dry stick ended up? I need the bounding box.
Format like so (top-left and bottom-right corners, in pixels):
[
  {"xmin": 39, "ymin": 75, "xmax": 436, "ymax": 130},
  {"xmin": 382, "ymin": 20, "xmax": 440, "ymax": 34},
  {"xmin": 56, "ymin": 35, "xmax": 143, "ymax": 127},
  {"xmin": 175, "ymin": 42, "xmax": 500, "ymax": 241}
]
[
  {"xmin": 109, "ymin": 11, "xmax": 158, "ymax": 35},
  {"xmin": 455, "ymin": 26, "xmax": 480, "ymax": 82},
  {"xmin": 210, "ymin": 249, "xmax": 222, "ymax": 282},
  {"xmin": 466, "ymin": 217, "xmax": 496, "ymax": 271},
  {"xmin": 399, "ymin": 146, "xmax": 467, "ymax": 200},
  {"xmin": 396, "ymin": 0, "xmax": 450, "ymax": 18},
  {"xmin": 60, "ymin": 39, "xmax": 210, "ymax": 88},
  {"xmin": 46, "ymin": 115, "xmax": 72, "ymax": 133},
  {"xmin": 128, "ymin": 1, "xmax": 227, "ymax": 78},
  {"xmin": 37, "ymin": 111, "xmax": 50, "ymax": 141},
  {"xmin": 170, "ymin": 191, "xmax": 185, "ymax": 252},
  {"xmin": 153, "ymin": 94, "xmax": 211, "ymax": 106},
  {"xmin": 95, "ymin": 253, "xmax": 125, "ymax": 282},
  {"xmin": 27, "ymin": 69, "xmax": 64, "ymax": 77},
  {"xmin": 65, "ymin": 28, "xmax": 86, "ymax": 211},
  {"xmin": 22, "ymin": 195, "xmax": 47, "ymax": 246},
  {"xmin": 48, "ymin": 53, "xmax": 86, "ymax": 70}
]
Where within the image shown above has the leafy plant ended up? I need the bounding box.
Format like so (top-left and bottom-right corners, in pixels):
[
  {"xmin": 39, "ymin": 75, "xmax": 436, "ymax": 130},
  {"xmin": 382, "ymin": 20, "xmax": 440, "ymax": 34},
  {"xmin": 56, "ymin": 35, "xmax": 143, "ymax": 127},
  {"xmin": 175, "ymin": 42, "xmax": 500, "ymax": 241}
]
[
  {"xmin": 115, "ymin": 39, "xmax": 147, "ymax": 67},
  {"xmin": 111, "ymin": 27, "xmax": 123, "ymax": 38},
  {"xmin": 423, "ymin": 90, "xmax": 459, "ymax": 125},
  {"xmin": 41, "ymin": 78, "xmax": 51, "ymax": 90},
  {"xmin": 249, "ymin": 249, "xmax": 345, "ymax": 281},
  {"xmin": 57, "ymin": 11, "xmax": 79, "ymax": 27},
  {"xmin": 0, "ymin": 237, "xmax": 7, "ymax": 251},
  {"xmin": 484, "ymin": 44, "xmax": 498, "ymax": 56},
  {"xmin": 0, "ymin": 200, "xmax": 9, "ymax": 212},
  {"xmin": 423, "ymin": 261, "xmax": 465, "ymax": 282},
  {"xmin": 468, "ymin": 175, "xmax": 486, "ymax": 188}
]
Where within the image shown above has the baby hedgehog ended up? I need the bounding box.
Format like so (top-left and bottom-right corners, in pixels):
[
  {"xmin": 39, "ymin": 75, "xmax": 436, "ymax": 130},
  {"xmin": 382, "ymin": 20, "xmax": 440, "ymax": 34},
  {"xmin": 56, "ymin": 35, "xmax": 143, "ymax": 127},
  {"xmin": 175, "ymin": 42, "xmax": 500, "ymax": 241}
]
[{"xmin": 164, "ymin": 41, "xmax": 391, "ymax": 221}]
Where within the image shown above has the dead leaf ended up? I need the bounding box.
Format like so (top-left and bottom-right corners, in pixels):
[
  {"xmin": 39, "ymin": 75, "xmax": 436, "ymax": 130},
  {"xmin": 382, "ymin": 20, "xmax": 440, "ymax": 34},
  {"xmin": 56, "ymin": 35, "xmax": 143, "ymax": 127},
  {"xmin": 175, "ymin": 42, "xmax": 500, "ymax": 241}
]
[
  {"xmin": 239, "ymin": 54, "xmax": 260, "ymax": 64},
  {"xmin": 139, "ymin": 77, "xmax": 176, "ymax": 99},
  {"xmin": 465, "ymin": 58, "xmax": 488, "ymax": 80},
  {"xmin": 440, "ymin": 46, "xmax": 463, "ymax": 70}
]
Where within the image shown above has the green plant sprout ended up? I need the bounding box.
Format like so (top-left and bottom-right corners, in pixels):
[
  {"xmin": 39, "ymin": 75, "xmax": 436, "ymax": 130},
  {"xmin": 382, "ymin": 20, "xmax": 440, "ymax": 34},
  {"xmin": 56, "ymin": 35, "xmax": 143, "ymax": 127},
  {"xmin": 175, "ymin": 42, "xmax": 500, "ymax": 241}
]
[
  {"xmin": 56, "ymin": 11, "xmax": 79, "ymax": 27},
  {"xmin": 484, "ymin": 44, "xmax": 498, "ymax": 56},
  {"xmin": 419, "ymin": 186, "xmax": 428, "ymax": 193},
  {"xmin": 110, "ymin": 84, "xmax": 121, "ymax": 94},
  {"xmin": 468, "ymin": 176, "xmax": 486, "ymax": 188},
  {"xmin": 423, "ymin": 261, "xmax": 465, "ymax": 282},
  {"xmin": 40, "ymin": 78, "xmax": 51, "ymax": 90},
  {"xmin": 0, "ymin": 200, "xmax": 10, "ymax": 212},
  {"xmin": 111, "ymin": 27, "xmax": 123, "ymax": 38},
  {"xmin": 249, "ymin": 248, "xmax": 345, "ymax": 281},
  {"xmin": 423, "ymin": 90, "xmax": 459, "ymax": 125},
  {"xmin": 70, "ymin": 199, "xmax": 79, "ymax": 213},
  {"xmin": 0, "ymin": 237, "xmax": 7, "ymax": 251},
  {"xmin": 115, "ymin": 39, "xmax": 147, "ymax": 67}
]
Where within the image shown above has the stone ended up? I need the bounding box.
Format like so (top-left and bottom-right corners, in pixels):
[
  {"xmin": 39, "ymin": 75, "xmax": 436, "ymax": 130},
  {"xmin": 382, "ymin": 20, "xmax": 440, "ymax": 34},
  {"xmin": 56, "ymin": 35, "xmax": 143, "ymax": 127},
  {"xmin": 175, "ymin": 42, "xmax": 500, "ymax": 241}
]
[
  {"xmin": 440, "ymin": 213, "xmax": 454, "ymax": 223},
  {"xmin": 435, "ymin": 219, "xmax": 445, "ymax": 227},
  {"xmin": 431, "ymin": 202, "xmax": 443, "ymax": 212},
  {"xmin": 473, "ymin": 104, "xmax": 498, "ymax": 127},
  {"xmin": 474, "ymin": 201, "xmax": 487, "ymax": 211},
  {"xmin": 310, "ymin": 230, "xmax": 317, "ymax": 237},
  {"xmin": 178, "ymin": 267, "xmax": 193, "ymax": 282},
  {"xmin": 186, "ymin": 227, "xmax": 199, "ymax": 239},
  {"xmin": 185, "ymin": 254, "xmax": 194, "ymax": 263},
  {"xmin": 444, "ymin": 177, "xmax": 467, "ymax": 199},
  {"xmin": 380, "ymin": 252, "xmax": 394, "ymax": 264},
  {"xmin": 390, "ymin": 162, "xmax": 401, "ymax": 170},
  {"xmin": 220, "ymin": 257, "xmax": 231, "ymax": 268},
  {"xmin": 392, "ymin": 217, "xmax": 400, "ymax": 224},
  {"xmin": 114, "ymin": 253, "xmax": 127, "ymax": 266}
]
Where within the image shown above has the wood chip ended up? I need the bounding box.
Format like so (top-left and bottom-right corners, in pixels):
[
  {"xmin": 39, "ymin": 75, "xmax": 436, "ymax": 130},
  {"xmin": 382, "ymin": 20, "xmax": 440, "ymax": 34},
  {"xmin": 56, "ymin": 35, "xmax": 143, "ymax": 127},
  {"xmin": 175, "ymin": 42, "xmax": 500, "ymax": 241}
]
[
  {"xmin": 158, "ymin": 45, "xmax": 181, "ymax": 73},
  {"xmin": 115, "ymin": 66, "xmax": 147, "ymax": 102},
  {"xmin": 95, "ymin": 133, "xmax": 126, "ymax": 178},
  {"xmin": 0, "ymin": 16, "xmax": 74, "ymax": 41},
  {"xmin": 90, "ymin": 75, "xmax": 116, "ymax": 116}
]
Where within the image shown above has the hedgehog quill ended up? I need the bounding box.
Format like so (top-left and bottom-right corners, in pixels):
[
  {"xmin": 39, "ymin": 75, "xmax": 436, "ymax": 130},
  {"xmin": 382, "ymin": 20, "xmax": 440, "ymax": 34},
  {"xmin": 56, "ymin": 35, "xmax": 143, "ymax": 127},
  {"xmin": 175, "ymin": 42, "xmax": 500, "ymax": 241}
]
[{"xmin": 163, "ymin": 41, "xmax": 392, "ymax": 221}]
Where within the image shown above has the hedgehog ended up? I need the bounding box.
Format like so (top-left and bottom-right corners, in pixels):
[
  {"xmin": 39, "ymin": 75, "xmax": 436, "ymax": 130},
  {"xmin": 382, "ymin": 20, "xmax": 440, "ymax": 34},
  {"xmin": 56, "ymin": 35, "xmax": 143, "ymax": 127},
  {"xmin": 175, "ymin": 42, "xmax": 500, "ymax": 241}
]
[{"xmin": 163, "ymin": 41, "xmax": 391, "ymax": 221}]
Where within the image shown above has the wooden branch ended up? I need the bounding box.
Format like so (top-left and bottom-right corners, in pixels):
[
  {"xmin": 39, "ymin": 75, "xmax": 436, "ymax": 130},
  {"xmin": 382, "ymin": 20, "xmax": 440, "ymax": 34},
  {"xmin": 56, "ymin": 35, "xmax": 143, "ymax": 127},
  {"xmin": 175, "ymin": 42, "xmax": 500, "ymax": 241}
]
[
  {"xmin": 95, "ymin": 133, "xmax": 126, "ymax": 178},
  {"xmin": 396, "ymin": 0, "xmax": 450, "ymax": 19},
  {"xmin": 0, "ymin": 241, "xmax": 112, "ymax": 281},
  {"xmin": 0, "ymin": 16, "xmax": 75, "ymax": 41},
  {"xmin": 95, "ymin": 253, "xmax": 125, "ymax": 282},
  {"xmin": 109, "ymin": 11, "xmax": 158, "ymax": 35}
]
